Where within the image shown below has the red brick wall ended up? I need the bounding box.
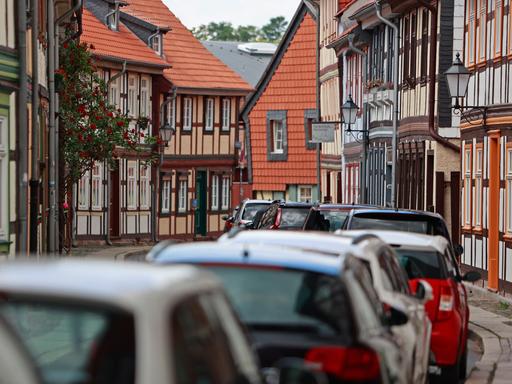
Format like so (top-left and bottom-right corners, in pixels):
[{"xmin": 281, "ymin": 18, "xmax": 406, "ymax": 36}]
[{"xmin": 248, "ymin": 13, "xmax": 318, "ymax": 192}]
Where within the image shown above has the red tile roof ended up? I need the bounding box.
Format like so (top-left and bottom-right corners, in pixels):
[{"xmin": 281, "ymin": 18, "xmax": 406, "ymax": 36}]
[
  {"xmin": 81, "ymin": 8, "xmax": 168, "ymax": 68},
  {"xmin": 247, "ymin": 12, "xmax": 318, "ymax": 191},
  {"xmin": 122, "ymin": 0, "xmax": 253, "ymax": 93}
]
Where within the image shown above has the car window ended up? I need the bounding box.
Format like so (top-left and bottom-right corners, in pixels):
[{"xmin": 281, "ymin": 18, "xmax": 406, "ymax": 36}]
[
  {"xmin": 242, "ymin": 204, "xmax": 270, "ymax": 221},
  {"xmin": 395, "ymin": 248, "xmax": 446, "ymax": 279},
  {"xmin": 280, "ymin": 208, "xmax": 310, "ymax": 229},
  {"xmin": 172, "ymin": 295, "xmax": 239, "ymax": 384},
  {"xmin": 0, "ymin": 299, "xmax": 135, "ymax": 384},
  {"xmin": 345, "ymin": 271, "xmax": 383, "ymax": 333},
  {"xmin": 258, "ymin": 205, "xmax": 278, "ymax": 229},
  {"xmin": 443, "ymin": 250, "xmax": 458, "ymax": 278},
  {"xmin": 204, "ymin": 266, "xmax": 352, "ymax": 339},
  {"xmin": 386, "ymin": 252, "xmax": 411, "ymax": 294},
  {"xmin": 379, "ymin": 250, "xmax": 409, "ymax": 294},
  {"xmin": 303, "ymin": 210, "xmax": 349, "ymax": 232}
]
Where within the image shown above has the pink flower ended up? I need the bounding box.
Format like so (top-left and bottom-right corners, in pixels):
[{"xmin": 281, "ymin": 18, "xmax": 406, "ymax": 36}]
[{"xmin": 63, "ymin": 201, "xmax": 69, "ymax": 209}]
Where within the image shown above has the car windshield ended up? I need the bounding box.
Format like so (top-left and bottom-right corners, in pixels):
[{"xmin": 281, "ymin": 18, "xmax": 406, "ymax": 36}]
[
  {"xmin": 394, "ymin": 248, "xmax": 445, "ymax": 279},
  {"xmin": 205, "ymin": 266, "xmax": 351, "ymax": 337},
  {"xmin": 280, "ymin": 208, "xmax": 310, "ymax": 229},
  {"xmin": 242, "ymin": 203, "xmax": 270, "ymax": 220},
  {"xmin": 0, "ymin": 300, "xmax": 135, "ymax": 384},
  {"xmin": 349, "ymin": 213, "xmax": 447, "ymax": 237},
  {"xmin": 304, "ymin": 210, "xmax": 349, "ymax": 232}
]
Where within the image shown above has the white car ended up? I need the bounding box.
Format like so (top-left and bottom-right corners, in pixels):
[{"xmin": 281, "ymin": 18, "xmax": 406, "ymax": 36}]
[
  {"xmin": 0, "ymin": 315, "xmax": 42, "ymax": 384},
  {"xmin": 0, "ymin": 260, "xmax": 263, "ymax": 384},
  {"xmin": 219, "ymin": 230, "xmax": 433, "ymax": 384}
]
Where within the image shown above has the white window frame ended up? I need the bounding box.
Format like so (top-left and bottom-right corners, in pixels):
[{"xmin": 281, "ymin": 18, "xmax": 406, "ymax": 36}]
[
  {"xmin": 178, "ymin": 179, "xmax": 188, "ymax": 213},
  {"xmin": 183, "ymin": 97, "xmax": 192, "ymax": 131},
  {"xmin": 474, "ymin": 148, "xmax": 483, "ymax": 227},
  {"xmin": 211, "ymin": 174, "xmax": 219, "ymax": 211},
  {"xmin": 91, "ymin": 163, "xmax": 103, "ymax": 211},
  {"xmin": 140, "ymin": 77, "xmax": 150, "ymax": 118},
  {"xmin": 128, "ymin": 75, "xmax": 138, "ymax": 117},
  {"xmin": 151, "ymin": 34, "xmax": 162, "ymax": 55},
  {"xmin": 140, "ymin": 166, "xmax": 150, "ymax": 210},
  {"xmin": 477, "ymin": 0, "xmax": 486, "ymax": 62},
  {"xmin": 222, "ymin": 98, "xmax": 231, "ymax": 131},
  {"xmin": 272, "ymin": 120, "xmax": 284, "ymax": 154},
  {"xmin": 468, "ymin": 0, "xmax": 476, "ymax": 64},
  {"xmin": 221, "ymin": 176, "xmax": 230, "ymax": 210},
  {"xmin": 464, "ymin": 147, "xmax": 472, "ymax": 226},
  {"xmin": 161, "ymin": 180, "xmax": 171, "ymax": 214},
  {"xmin": 507, "ymin": 148, "xmax": 512, "ymax": 233},
  {"xmin": 0, "ymin": 117, "xmax": 6, "ymax": 236},
  {"xmin": 167, "ymin": 97, "xmax": 176, "ymax": 130},
  {"xmin": 109, "ymin": 76, "xmax": 119, "ymax": 108},
  {"xmin": 205, "ymin": 98, "xmax": 214, "ymax": 131},
  {"xmin": 78, "ymin": 171, "xmax": 90, "ymax": 210},
  {"xmin": 298, "ymin": 186, "xmax": 313, "ymax": 203},
  {"xmin": 127, "ymin": 162, "xmax": 137, "ymax": 210}
]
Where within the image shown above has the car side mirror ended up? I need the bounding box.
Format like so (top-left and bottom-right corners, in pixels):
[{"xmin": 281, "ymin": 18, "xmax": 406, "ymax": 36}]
[
  {"xmin": 243, "ymin": 221, "xmax": 254, "ymax": 230},
  {"xmin": 455, "ymin": 244, "xmax": 464, "ymax": 256},
  {"xmin": 386, "ymin": 305, "xmax": 409, "ymax": 327},
  {"xmin": 264, "ymin": 358, "xmax": 327, "ymax": 384},
  {"xmin": 221, "ymin": 215, "xmax": 230, "ymax": 221},
  {"xmin": 414, "ymin": 280, "xmax": 434, "ymax": 303},
  {"xmin": 462, "ymin": 270, "xmax": 481, "ymax": 282}
]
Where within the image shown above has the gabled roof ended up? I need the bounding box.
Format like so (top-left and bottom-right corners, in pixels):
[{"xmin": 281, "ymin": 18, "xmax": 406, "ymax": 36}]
[
  {"xmin": 121, "ymin": 0, "xmax": 253, "ymax": 93},
  {"xmin": 81, "ymin": 7, "xmax": 169, "ymax": 68}
]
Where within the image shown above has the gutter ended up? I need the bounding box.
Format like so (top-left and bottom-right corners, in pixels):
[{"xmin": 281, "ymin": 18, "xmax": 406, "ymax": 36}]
[
  {"xmin": 375, "ymin": 1, "xmax": 399, "ymax": 208},
  {"xmin": 418, "ymin": 0, "xmax": 460, "ymax": 152},
  {"xmin": 104, "ymin": 61, "xmax": 127, "ymax": 246}
]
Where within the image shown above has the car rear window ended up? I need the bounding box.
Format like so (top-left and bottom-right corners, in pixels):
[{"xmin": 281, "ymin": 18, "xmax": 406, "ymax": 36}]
[
  {"xmin": 394, "ymin": 249, "xmax": 446, "ymax": 279},
  {"xmin": 242, "ymin": 204, "xmax": 270, "ymax": 221},
  {"xmin": 205, "ymin": 266, "xmax": 352, "ymax": 338},
  {"xmin": 0, "ymin": 300, "xmax": 135, "ymax": 384},
  {"xmin": 280, "ymin": 207, "xmax": 310, "ymax": 229},
  {"xmin": 304, "ymin": 210, "xmax": 349, "ymax": 232},
  {"xmin": 349, "ymin": 213, "xmax": 448, "ymax": 238}
]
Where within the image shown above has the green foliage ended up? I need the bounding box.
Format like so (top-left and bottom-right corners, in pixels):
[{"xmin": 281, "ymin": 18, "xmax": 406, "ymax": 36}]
[
  {"xmin": 58, "ymin": 36, "xmax": 157, "ymax": 191},
  {"xmin": 191, "ymin": 16, "xmax": 289, "ymax": 43}
]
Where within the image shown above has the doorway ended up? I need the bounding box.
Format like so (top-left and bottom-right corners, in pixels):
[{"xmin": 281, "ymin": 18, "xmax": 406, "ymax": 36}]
[{"xmin": 195, "ymin": 170, "xmax": 207, "ymax": 236}]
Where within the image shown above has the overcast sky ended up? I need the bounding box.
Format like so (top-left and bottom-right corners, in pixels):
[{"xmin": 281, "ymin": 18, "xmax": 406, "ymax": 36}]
[{"xmin": 162, "ymin": 0, "xmax": 300, "ymax": 29}]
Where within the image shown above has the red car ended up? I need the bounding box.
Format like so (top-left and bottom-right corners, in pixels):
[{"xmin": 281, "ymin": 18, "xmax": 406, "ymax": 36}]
[{"xmin": 347, "ymin": 230, "xmax": 480, "ymax": 381}]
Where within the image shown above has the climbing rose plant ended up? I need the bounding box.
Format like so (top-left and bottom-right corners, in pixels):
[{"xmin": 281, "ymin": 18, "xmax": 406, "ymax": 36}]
[{"xmin": 58, "ymin": 38, "xmax": 157, "ymax": 191}]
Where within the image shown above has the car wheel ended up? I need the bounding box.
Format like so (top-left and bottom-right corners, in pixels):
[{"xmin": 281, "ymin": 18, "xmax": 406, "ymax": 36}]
[{"xmin": 440, "ymin": 363, "xmax": 459, "ymax": 383}]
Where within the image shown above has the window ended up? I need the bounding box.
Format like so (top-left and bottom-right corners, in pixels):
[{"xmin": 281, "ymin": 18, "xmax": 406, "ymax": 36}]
[
  {"xmin": 107, "ymin": 8, "xmax": 119, "ymax": 31},
  {"xmin": 298, "ymin": 186, "xmax": 312, "ymax": 203},
  {"xmin": 140, "ymin": 166, "xmax": 150, "ymax": 209},
  {"xmin": 167, "ymin": 97, "xmax": 176, "ymax": 131},
  {"xmin": 128, "ymin": 76, "xmax": 137, "ymax": 117},
  {"xmin": 109, "ymin": 76, "xmax": 119, "ymax": 108},
  {"xmin": 477, "ymin": 0, "xmax": 486, "ymax": 62},
  {"xmin": 91, "ymin": 163, "xmax": 103, "ymax": 210},
  {"xmin": 161, "ymin": 179, "xmax": 171, "ymax": 214},
  {"xmin": 266, "ymin": 111, "xmax": 287, "ymax": 161},
  {"xmin": 403, "ymin": 16, "xmax": 410, "ymax": 82},
  {"xmin": 468, "ymin": 0, "xmax": 476, "ymax": 64},
  {"xmin": 78, "ymin": 171, "xmax": 90, "ymax": 210},
  {"xmin": 464, "ymin": 146, "xmax": 472, "ymax": 226},
  {"xmin": 495, "ymin": 0, "xmax": 503, "ymax": 56},
  {"xmin": 140, "ymin": 78, "xmax": 150, "ymax": 118},
  {"xmin": 304, "ymin": 110, "xmax": 316, "ymax": 149},
  {"xmin": 0, "ymin": 117, "xmax": 6, "ymax": 236},
  {"xmin": 420, "ymin": 10, "xmax": 428, "ymax": 80},
  {"xmin": 183, "ymin": 97, "xmax": 192, "ymax": 131},
  {"xmin": 178, "ymin": 178, "xmax": 187, "ymax": 213},
  {"xmin": 474, "ymin": 148, "xmax": 483, "ymax": 228},
  {"xmin": 151, "ymin": 34, "xmax": 161, "ymax": 55},
  {"xmin": 507, "ymin": 148, "xmax": 512, "ymax": 233},
  {"xmin": 127, "ymin": 163, "xmax": 137, "ymax": 210},
  {"xmin": 221, "ymin": 176, "xmax": 230, "ymax": 210},
  {"xmin": 211, "ymin": 175, "xmax": 219, "ymax": 211},
  {"xmin": 205, "ymin": 98, "xmax": 214, "ymax": 131},
  {"xmin": 410, "ymin": 11, "xmax": 417, "ymax": 83},
  {"xmin": 222, "ymin": 98, "xmax": 231, "ymax": 131}
]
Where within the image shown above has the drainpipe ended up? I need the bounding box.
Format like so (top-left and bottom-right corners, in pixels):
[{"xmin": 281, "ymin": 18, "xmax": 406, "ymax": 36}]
[
  {"xmin": 17, "ymin": 0, "xmax": 29, "ymax": 255},
  {"xmin": 375, "ymin": 1, "xmax": 399, "ymax": 208},
  {"xmin": 348, "ymin": 34, "xmax": 368, "ymax": 204},
  {"xmin": 30, "ymin": 0, "xmax": 40, "ymax": 255},
  {"xmin": 341, "ymin": 52, "xmax": 347, "ymax": 202},
  {"xmin": 418, "ymin": 0, "xmax": 460, "ymax": 152},
  {"xmin": 315, "ymin": 2, "xmax": 321, "ymax": 202},
  {"xmin": 105, "ymin": 62, "xmax": 127, "ymax": 246}
]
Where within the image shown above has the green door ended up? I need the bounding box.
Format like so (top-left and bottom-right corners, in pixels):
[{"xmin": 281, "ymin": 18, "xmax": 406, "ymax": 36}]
[{"xmin": 195, "ymin": 171, "xmax": 207, "ymax": 236}]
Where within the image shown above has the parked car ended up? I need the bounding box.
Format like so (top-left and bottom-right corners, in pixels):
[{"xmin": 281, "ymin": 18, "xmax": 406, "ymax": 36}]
[
  {"xmin": 302, "ymin": 204, "xmax": 375, "ymax": 232},
  {"xmin": 251, "ymin": 201, "xmax": 313, "ymax": 230},
  {"xmin": 342, "ymin": 208, "xmax": 464, "ymax": 263},
  {"xmin": 219, "ymin": 230, "xmax": 433, "ymax": 384},
  {"xmin": 0, "ymin": 260, "xmax": 263, "ymax": 384},
  {"xmin": 152, "ymin": 240, "xmax": 412, "ymax": 384},
  {"xmin": 0, "ymin": 314, "xmax": 42, "ymax": 384},
  {"xmin": 341, "ymin": 230, "xmax": 481, "ymax": 381},
  {"xmin": 222, "ymin": 200, "xmax": 271, "ymax": 232}
]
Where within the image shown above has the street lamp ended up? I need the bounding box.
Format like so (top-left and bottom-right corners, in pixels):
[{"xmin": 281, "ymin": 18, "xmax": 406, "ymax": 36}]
[
  {"xmin": 159, "ymin": 123, "xmax": 175, "ymax": 145},
  {"xmin": 341, "ymin": 94, "xmax": 359, "ymax": 129},
  {"xmin": 444, "ymin": 53, "xmax": 487, "ymax": 126}
]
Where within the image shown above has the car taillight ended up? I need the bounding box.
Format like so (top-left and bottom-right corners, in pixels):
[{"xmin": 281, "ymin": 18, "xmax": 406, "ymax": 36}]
[
  {"xmin": 305, "ymin": 346, "xmax": 380, "ymax": 381},
  {"xmin": 437, "ymin": 285, "xmax": 454, "ymax": 320}
]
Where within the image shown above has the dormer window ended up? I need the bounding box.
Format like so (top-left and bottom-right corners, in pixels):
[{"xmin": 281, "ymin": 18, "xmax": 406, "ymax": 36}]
[
  {"xmin": 151, "ymin": 34, "xmax": 162, "ymax": 55},
  {"xmin": 106, "ymin": 1, "xmax": 124, "ymax": 31}
]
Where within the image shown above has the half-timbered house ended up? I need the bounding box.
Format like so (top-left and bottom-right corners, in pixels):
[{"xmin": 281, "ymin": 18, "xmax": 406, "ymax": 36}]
[
  {"xmin": 461, "ymin": 0, "xmax": 512, "ymax": 292},
  {"xmin": 122, "ymin": 0, "xmax": 253, "ymax": 240},
  {"xmin": 75, "ymin": 2, "xmax": 169, "ymax": 243},
  {"xmin": 241, "ymin": 1, "xmax": 319, "ymax": 203}
]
